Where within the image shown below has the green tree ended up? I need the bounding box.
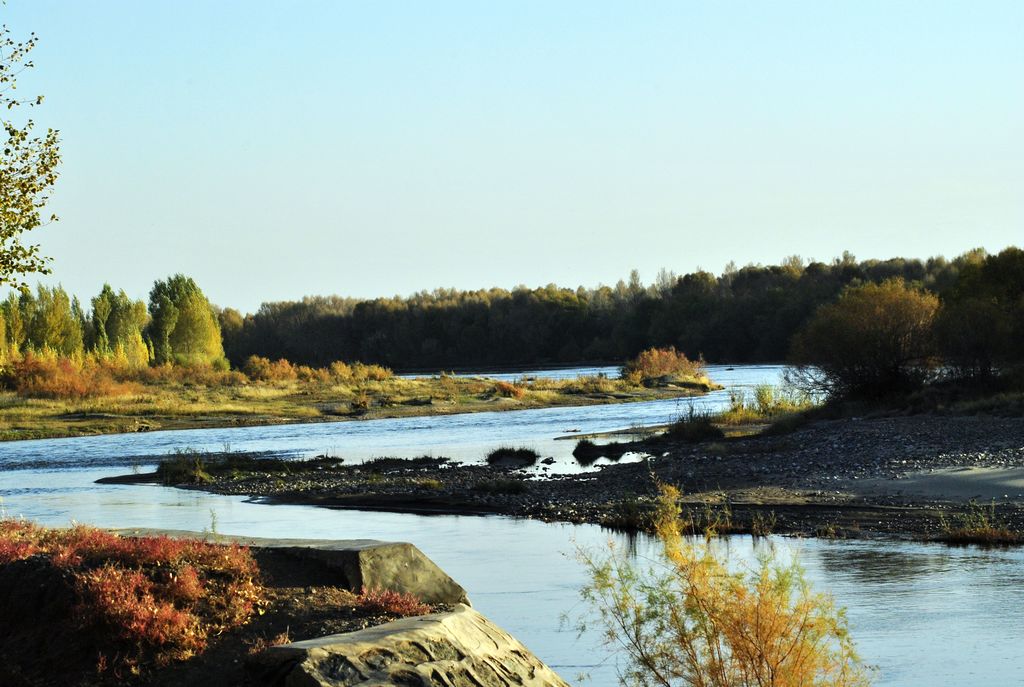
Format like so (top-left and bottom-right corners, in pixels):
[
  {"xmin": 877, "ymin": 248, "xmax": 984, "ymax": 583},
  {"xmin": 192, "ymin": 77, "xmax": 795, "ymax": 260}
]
[
  {"xmin": 24, "ymin": 284, "xmax": 83, "ymax": 356},
  {"xmin": 940, "ymin": 247, "xmax": 1024, "ymax": 373},
  {"xmin": 0, "ymin": 24, "xmax": 61, "ymax": 288},
  {"xmin": 92, "ymin": 284, "xmax": 149, "ymax": 367},
  {"xmin": 147, "ymin": 275, "xmax": 224, "ymax": 366},
  {"xmin": 789, "ymin": 279, "xmax": 939, "ymax": 398}
]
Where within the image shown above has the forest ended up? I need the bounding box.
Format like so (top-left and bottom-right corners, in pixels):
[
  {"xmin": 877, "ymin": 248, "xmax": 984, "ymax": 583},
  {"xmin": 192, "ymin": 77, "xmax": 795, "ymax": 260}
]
[{"xmin": 0, "ymin": 248, "xmax": 1021, "ymax": 378}]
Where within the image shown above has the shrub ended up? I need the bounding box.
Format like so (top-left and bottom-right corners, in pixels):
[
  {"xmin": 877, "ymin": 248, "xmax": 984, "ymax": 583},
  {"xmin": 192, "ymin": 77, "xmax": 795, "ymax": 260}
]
[
  {"xmin": 623, "ymin": 347, "xmax": 703, "ymax": 385},
  {"xmin": 356, "ymin": 587, "xmax": 431, "ymax": 617},
  {"xmin": 242, "ymin": 355, "xmax": 297, "ymax": 382},
  {"xmin": 577, "ymin": 485, "xmax": 870, "ymax": 686},
  {"xmin": 352, "ymin": 362, "xmax": 392, "ymax": 382},
  {"xmin": 494, "ymin": 380, "xmax": 525, "ymax": 398},
  {"xmin": 294, "ymin": 364, "xmax": 329, "ymax": 383},
  {"xmin": 328, "ymin": 360, "xmax": 354, "ymax": 382},
  {"xmin": 485, "ymin": 446, "xmax": 540, "ymax": 468},
  {"xmin": 156, "ymin": 449, "xmax": 213, "ymax": 484},
  {"xmin": 789, "ymin": 279, "xmax": 939, "ymax": 399},
  {"xmin": 4, "ymin": 352, "xmax": 141, "ymax": 399},
  {"xmin": 0, "ymin": 521, "xmax": 262, "ymax": 675}
]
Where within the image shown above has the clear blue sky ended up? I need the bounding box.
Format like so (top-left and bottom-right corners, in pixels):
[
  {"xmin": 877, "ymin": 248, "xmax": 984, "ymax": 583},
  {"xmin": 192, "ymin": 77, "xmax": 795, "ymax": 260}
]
[{"xmin": 5, "ymin": 1, "xmax": 1022, "ymax": 312}]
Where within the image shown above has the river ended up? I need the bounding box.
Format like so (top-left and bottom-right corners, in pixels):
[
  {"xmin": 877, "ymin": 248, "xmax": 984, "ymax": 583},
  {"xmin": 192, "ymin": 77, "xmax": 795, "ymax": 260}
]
[{"xmin": 1, "ymin": 364, "xmax": 1022, "ymax": 686}]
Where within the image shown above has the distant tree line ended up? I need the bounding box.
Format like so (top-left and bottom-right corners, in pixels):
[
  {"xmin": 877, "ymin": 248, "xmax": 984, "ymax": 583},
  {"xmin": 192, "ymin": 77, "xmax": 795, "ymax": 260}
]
[
  {"xmin": 1, "ymin": 249, "xmax": 1020, "ymax": 386},
  {"xmin": 219, "ymin": 249, "xmax": 1012, "ymax": 369}
]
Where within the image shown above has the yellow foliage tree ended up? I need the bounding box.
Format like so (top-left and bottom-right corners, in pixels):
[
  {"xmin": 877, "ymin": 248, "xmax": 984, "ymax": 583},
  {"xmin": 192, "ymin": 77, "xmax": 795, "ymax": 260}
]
[{"xmin": 578, "ymin": 485, "xmax": 870, "ymax": 687}]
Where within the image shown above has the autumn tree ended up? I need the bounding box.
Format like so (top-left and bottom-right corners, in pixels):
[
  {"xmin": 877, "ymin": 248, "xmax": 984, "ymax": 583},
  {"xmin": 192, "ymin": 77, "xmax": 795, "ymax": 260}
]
[
  {"xmin": 146, "ymin": 275, "xmax": 224, "ymax": 366},
  {"xmin": 789, "ymin": 279, "xmax": 939, "ymax": 398},
  {"xmin": 577, "ymin": 484, "xmax": 870, "ymax": 686},
  {"xmin": 0, "ymin": 23, "xmax": 60, "ymax": 287}
]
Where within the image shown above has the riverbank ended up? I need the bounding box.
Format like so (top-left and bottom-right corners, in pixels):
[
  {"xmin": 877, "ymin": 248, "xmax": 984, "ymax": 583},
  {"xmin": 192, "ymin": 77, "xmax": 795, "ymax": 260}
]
[
  {"xmin": 137, "ymin": 412, "xmax": 1024, "ymax": 543},
  {"xmin": 0, "ymin": 371, "xmax": 717, "ymax": 442}
]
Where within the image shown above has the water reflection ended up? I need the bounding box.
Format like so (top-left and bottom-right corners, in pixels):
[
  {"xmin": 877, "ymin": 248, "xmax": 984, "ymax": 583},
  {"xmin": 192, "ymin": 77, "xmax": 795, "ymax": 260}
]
[{"xmin": 817, "ymin": 546, "xmax": 953, "ymax": 584}]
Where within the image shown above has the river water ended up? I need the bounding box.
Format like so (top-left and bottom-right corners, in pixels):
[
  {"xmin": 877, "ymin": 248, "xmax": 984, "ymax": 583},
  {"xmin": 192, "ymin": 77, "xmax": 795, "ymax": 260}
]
[{"xmin": 1, "ymin": 364, "xmax": 1022, "ymax": 686}]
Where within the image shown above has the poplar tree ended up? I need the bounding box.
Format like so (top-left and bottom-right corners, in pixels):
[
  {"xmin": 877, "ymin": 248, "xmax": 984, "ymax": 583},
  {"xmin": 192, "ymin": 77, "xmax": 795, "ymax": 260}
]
[
  {"xmin": 147, "ymin": 275, "xmax": 224, "ymax": 366},
  {"xmin": 92, "ymin": 284, "xmax": 149, "ymax": 367},
  {"xmin": 0, "ymin": 24, "xmax": 60, "ymax": 288},
  {"xmin": 25, "ymin": 285, "xmax": 83, "ymax": 356}
]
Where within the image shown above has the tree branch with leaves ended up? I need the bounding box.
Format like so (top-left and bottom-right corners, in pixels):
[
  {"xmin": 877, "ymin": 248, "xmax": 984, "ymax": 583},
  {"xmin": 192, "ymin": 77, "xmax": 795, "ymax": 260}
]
[{"xmin": 0, "ymin": 23, "xmax": 60, "ymax": 289}]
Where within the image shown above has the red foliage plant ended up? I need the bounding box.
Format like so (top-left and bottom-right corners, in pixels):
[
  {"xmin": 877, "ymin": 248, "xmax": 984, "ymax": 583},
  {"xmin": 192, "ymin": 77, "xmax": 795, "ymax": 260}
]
[
  {"xmin": 356, "ymin": 587, "xmax": 432, "ymax": 618},
  {"xmin": 0, "ymin": 520, "xmax": 263, "ymax": 676}
]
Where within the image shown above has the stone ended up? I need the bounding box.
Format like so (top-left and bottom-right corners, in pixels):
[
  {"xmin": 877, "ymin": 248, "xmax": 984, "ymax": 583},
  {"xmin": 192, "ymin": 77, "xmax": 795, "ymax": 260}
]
[
  {"xmin": 248, "ymin": 604, "xmax": 570, "ymax": 687},
  {"xmin": 113, "ymin": 530, "xmax": 469, "ymax": 605}
]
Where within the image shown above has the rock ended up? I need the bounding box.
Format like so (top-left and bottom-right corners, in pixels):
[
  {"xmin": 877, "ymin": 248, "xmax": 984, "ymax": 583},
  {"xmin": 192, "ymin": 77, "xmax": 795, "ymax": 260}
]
[
  {"xmin": 270, "ymin": 540, "xmax": 471, "ymax": 606},
  {"xmin": 248, "ymin": 604, "xmax": 570, "ymax": 686},
  {"xmin": 112, "ymin": 531, "xmax": 469, "ymax": 606}
]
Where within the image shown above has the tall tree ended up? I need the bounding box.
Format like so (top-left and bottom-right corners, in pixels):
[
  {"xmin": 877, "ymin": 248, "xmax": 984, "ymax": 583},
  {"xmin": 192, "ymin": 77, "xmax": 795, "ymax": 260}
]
[
  {"xmin": 25, "ymin": 284, "xmax": 83, "ymax": 356},
  {"xmin": 147, "ymin": 275, "xmax": 224, "ymax": 366},
  {"xmin": 0, "ymin": 24, "xmax": 61, "ymax": 288},
  {"xmin": 92, "ymin": 284, "xmax": 149, "ymax": 367}
]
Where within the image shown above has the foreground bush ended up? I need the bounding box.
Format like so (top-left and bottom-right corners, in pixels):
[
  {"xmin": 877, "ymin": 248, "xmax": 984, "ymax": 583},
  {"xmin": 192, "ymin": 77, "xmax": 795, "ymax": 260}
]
[
  {"xmin": 0, "ymin": 521, "xmax": 262, "ymax": 677},
  {"xmin": 577, "ymin": 485, "xmax": 869, "ymax": 686},
  {"xmin": 624, "ymin": 347, "xmax": 703, "ymax": 385}
]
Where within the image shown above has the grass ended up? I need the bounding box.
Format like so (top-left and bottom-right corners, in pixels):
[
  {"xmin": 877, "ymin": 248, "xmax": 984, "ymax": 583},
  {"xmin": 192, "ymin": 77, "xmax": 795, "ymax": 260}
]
[
  {"xmin": 657, "ymin": 385, "xmax": 820, "ymax": 442},
  {"xmin": 719, "ymin": 384, "xmax": 817, "ymax": 425},
  {"xmin": 937, "ymin": 501, "xmax": 1022, "ymax": 546},
  {"xmin": 665, "ymin": 406, "xmax": 726, "ymax": 443}
]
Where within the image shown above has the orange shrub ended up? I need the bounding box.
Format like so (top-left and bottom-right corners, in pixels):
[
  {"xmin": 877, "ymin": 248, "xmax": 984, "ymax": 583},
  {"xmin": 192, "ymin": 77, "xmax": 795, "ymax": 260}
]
[
  {"xmin": 622, "ymin": 346, "xmax": 702, "ymax": 384},
  {"xmin": 296, "ymin": 365, "xmax": 331, "ymax": 384},
  {"xmin": 494, "ymin": 380, "xmax": 525, "ymax": 398},
  {"xmin": 352, "ymin": 362, "xmax": 393, "ymax": 382},
  {"xmin": 132, "ymin": 362, "xmax": 246, "ymax": 387},
  {"xmin": 243, "ymin": 355, "xmax": 298, "ymax": 382},
  {"xmin": 5, "ymin": 353, "xmax": 142, "ymax": 399}
]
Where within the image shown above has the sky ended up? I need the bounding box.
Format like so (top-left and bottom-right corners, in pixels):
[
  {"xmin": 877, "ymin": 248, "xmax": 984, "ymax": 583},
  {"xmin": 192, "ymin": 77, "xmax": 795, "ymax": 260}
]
[{"xmin": 3, "ymin": 1, "xmax": 1022, "ymax": 313}]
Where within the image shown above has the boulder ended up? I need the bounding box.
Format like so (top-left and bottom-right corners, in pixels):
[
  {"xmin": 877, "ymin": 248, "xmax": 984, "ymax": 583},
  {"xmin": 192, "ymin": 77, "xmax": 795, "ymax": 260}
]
[
  {"xmin": 114, "ymin": 530, "xmax": 469, "ymax": 606},
  {"xmin": 248, "ymin": 604, "xmax": 570, "ymax": 687}
]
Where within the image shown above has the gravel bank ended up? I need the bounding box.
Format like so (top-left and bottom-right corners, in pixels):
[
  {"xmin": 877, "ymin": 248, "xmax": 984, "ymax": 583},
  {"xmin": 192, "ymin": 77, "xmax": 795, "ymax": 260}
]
[{"xmin": 186, "ymin": 414, "xmax": 1024, "ymax": 540}]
